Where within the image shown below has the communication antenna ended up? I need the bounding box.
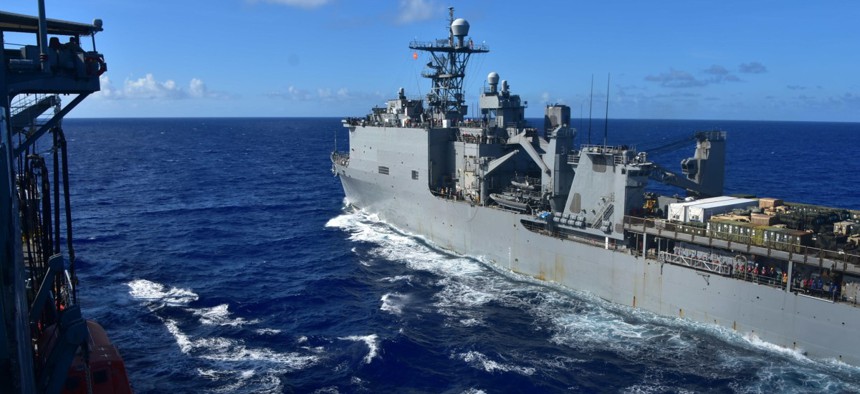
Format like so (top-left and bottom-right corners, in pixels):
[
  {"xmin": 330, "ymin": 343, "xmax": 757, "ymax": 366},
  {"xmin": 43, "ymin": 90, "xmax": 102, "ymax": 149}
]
[
  {"xmin": 603, "ymin": 73, "xmax": 610, "ymax": 147},
  {"xmin": 579, "ymin": 102, "xmax": 584, "ymax": 146},
  {"xmin": 588, "ymin": 74, "xmax": 594, "ymax": 145}
]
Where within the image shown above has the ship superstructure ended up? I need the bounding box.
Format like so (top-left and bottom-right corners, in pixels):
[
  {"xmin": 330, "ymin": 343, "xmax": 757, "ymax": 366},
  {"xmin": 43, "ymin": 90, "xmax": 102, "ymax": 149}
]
[
  {"xmin": 333, "ymin": 8, "xmax": 860, "ymax": 366},
  {"xmin": 1, "ymin": 3, "xmax": 131, "ymax": 393}
]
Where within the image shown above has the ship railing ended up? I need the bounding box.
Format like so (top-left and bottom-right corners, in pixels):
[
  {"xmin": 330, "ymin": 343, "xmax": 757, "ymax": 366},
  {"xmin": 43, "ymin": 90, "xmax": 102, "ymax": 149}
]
[
  {"xmin": 9, "ymin": 93, "xmax": 57, "ymax": 132},
  {"xmin": 654, "ymin": 228, "xmax": 854, "ymax": 305},
  {"xmin": 696, "ymin": 130, "xmax": 726, "ymax": 141},
  {"xmin": 579, "ymin": 144, "xmax": 630, "ymax": 154},
  {"xmin": 408, "ymin": 39, "xmax": 490, "ymax": 52},
  {"xmin": 344, "ymin": 117, "xmax": 433, "ymax": 129},
  {"xmin": 624, "ymin": 215, "xmax": 860, "ymax": 276},
  {"xmin": 11, "ymin": 93, "xmax": 46, "ymax": 114}
]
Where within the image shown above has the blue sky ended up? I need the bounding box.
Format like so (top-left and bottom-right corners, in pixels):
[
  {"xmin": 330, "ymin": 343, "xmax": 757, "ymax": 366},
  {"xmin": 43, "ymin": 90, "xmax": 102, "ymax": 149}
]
[{"xmin": 5, "ymin": 0, "xmax": 860, "ymax": 121}]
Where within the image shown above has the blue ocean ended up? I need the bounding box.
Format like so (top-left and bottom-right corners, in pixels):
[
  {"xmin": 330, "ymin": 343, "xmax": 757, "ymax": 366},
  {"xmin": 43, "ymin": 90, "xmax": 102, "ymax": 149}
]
[{"xmin": 62, "ymin": 117, "xmax": 860, "ymax": 393}]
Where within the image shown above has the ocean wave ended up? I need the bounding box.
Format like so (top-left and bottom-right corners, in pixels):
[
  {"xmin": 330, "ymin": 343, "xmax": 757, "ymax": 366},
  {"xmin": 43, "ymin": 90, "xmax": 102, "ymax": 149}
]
[
  {"xmin": 128, "ymin": 278, "xmax": 320, "ymax": 393},
  {"xmin": 380, "ymin": 292, "xmax": 409, "ymax": 315},
  {"xmin": 192, "ymin": 304, "xmax": 261, "ymax": 327},
  {"xmin": 339, "ymin": 334, "xmax": 379, "ymax": 365},
  {"xmin": 379, "ymin": 275, "xmax": 413, "ymax": 284},
  {"xmin": 128, "ymin": 279, "xmax": 199, "ymax": 307},
  {"xmin": 458, "ymin": 351, "xmax": 536, "ymax": 376}
]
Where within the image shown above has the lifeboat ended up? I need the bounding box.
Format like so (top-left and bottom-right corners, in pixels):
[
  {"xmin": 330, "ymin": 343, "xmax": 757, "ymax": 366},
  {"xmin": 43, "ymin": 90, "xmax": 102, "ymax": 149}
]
[{"xmin": 38, "ymin": 320, "xmax": 133, "ymax": 394}]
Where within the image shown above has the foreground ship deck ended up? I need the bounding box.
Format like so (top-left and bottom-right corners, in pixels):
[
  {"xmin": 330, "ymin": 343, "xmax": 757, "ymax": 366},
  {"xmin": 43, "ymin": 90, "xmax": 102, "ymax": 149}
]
[
  {"xmin": 1, "ymin": 4, "xmax": 131, "ymax": 393},
  {"xmin": 332, "ymin": 8, "xmax": 860, "ymax": 366}
]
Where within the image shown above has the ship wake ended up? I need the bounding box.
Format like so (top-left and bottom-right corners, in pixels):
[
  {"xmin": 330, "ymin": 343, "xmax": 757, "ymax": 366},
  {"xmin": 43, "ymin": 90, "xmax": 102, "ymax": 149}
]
[
  {"xmin": 127, "ymin": 279, "xmax": 321, "ymax": 393},
  {"xmin": 327, "ymin": 209, "xmax": 860, "ymax": 392}
]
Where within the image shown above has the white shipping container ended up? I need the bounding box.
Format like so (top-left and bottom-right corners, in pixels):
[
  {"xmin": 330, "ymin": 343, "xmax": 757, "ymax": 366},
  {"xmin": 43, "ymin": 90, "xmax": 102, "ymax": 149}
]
[
  {"xmin": 686, "ymin": 198, "xmax": 757, "ymax": 223},
  {"xmin": 667, "ymin": 196, "xmax": 738, "ymax": 222}
]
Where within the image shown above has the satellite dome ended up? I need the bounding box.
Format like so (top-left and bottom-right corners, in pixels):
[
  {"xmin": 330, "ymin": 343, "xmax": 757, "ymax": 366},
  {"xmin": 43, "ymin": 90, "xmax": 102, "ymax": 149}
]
[
  {"xmin": 451, "ymin": 18, "xmax": 470, "ymax": 37},
  {"xmin": 487, "ymin": 72, "xmax": 499, "ymax": 85}
]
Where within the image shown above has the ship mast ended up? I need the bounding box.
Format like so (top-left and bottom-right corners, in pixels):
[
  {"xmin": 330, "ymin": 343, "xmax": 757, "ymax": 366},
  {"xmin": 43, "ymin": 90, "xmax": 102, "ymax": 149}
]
[{"xmin": 409, "ymin": 7, "xmax": 488, "ymax": 123}]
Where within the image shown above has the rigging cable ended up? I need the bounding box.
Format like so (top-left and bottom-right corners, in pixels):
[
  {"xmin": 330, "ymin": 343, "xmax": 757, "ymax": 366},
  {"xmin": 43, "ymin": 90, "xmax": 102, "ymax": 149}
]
[
  {"xmin": 53, "ymin": 129, "xmax": 61, "ymax": 254},
  {"xmin": 56, "ymin": 127, "xmax": 77, "ymax": 303}
]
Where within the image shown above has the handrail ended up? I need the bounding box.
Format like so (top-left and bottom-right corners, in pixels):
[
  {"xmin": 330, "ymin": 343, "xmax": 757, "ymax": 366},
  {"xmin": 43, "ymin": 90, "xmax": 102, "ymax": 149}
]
[{"xmin": 624, "ymin": 215, "xmax": 860, "ymax": 273}]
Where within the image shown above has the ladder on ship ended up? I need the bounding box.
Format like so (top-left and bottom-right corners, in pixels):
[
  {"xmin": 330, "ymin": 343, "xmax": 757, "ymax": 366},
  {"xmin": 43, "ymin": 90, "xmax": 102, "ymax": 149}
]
[{"xmin": 592, "ymin": 193, "xmax": 615, "ymax": 229}]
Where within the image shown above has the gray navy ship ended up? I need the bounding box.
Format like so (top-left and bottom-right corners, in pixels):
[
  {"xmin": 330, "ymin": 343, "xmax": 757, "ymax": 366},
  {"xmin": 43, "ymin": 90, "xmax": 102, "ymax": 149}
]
[{"xmin": 332, "ymin": 8, "xmax": 860, "ymax": 366}]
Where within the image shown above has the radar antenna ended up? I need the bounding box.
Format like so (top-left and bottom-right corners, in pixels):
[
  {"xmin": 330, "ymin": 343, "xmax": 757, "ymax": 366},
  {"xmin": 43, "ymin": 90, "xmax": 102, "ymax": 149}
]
[{"xmin": 409, "ymin": 7, "xmax": 489, "ymax": 122}]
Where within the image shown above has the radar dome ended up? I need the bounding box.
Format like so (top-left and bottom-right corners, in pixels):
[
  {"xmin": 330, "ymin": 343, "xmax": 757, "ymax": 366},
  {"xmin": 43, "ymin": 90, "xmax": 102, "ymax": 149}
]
[
  {"xmin": 487, "ymin": 72, "xmax": 499, "ymax": 85},
  {"xmin": 451, "ymin": 18, "xmax": 470, "ymax": 37}
]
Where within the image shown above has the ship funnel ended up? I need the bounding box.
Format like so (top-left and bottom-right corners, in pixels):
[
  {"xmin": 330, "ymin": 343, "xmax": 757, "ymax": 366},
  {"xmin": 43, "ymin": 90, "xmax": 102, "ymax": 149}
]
[
  {"xmin": 451, "ymin": 18, "xmax": 469, "ymax": 47},
  {"xmin": 488, "ymin": 72, "xmax": 499, "ymax": 93}
]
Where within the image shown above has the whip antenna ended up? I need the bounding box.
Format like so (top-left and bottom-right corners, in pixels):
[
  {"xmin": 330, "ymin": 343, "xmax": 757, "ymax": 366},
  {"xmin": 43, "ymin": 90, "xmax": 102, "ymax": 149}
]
[
  {"xmin": 588, "ymin": 74, "xmax": 594, "ymax": 145},
  {"xmin": 604, "ymin": 73, "xmax": 610, "ymax": 147}
]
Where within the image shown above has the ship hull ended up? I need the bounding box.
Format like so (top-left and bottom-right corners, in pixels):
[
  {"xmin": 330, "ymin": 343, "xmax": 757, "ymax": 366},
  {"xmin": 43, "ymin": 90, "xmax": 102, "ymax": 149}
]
[{"xmin": 334, "ymin": 128, "xmax": 860, "ymax": 366}]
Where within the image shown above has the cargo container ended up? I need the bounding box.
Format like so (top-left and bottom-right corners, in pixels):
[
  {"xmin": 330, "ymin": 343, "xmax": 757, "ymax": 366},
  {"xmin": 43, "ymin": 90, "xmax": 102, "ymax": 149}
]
[
  {"xmin": 708, "ymin": 217, "xmax": 760, "ymax": 244},
  {"xmin": 686, "ymin": 198, "xmax": 757, "ymax": 223},
  {"xmin": 759, "ymin": 226, "xmax": 812, "ymax": 252},
  {"xmin": 759, "ymin": 197, "xmax": 783, "ymax": 209},
  {"xmin": 750, "ymin": 212, "xmax": 778, "ymax": 226},
  {"xmin": 667, "ymin": 196, "xmax": 738, "ymax": 222}
]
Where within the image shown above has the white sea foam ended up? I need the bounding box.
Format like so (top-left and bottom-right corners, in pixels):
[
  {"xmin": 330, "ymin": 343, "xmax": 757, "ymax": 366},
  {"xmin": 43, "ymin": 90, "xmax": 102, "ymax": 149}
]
[
  {"xmin": 131, "ymin": 279, "xmax": 320, "ymax": 393},
  {"xmin": 434, "ymin": 277, "xmax": 495, "ymax": 310},
  {"xmin": 380, "ymin": 292, "xmax": 409, "ymax": 315},
  {"xmin": 459, "ymin": 318, "xmax": 483, "ymax": 327},
  {"xmin": 192, "ymin": 303, "xmax": 260, "ymax": 327},
  {"xmin": 164, "ymin": 318, "xmax": 195, "ymax": 353},
  {"xmin": 379, "ymin": 275, "xmax": 413, "ymax": 284},
  {"xmin": 459, "ymin": 351, "xmax": 536, "ymax": 376},
  {"xmin": 165, "ymin": 316, "xmax": 318, "ymax": 392},
  {"xmin": 339, "ymin": 334, "xmax": 379, "ymax": 364},
  {"xmin": 128, "ymin": 279, "xmax": 199, "ymax": 306},
  {"xmin": 328, "ymin": 211, "xmax": 490, "ymax": 326},
  {"xmin": 740, "ymin": 332, "xmax": 808, "ymax": 362}
]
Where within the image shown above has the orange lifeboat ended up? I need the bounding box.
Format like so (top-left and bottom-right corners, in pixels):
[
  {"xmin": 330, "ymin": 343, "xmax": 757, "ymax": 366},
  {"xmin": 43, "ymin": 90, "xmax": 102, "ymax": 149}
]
[{"xmin": 39, "ymin": 320, "xmax": 133, "ymax": 394}]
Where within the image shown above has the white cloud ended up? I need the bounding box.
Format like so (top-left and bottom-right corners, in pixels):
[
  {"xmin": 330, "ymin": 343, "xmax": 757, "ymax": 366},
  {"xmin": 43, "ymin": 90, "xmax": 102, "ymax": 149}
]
[
  {"xmin": 95, "ymin": 74, "xmax": 226, "ymax": 100},
  {"xmin": 252, "ymin": 0, "xmax": 331, "ymax": 8},
  {"xmin": 189, "ymin": 78, "xmax": 207, "ymax": 98},
  {"xmin": 397, "ymin": 0, "xmax": 438, "ymax": 24},
  {"xmin": 125, "ymin": 74, "xmax": 182, "ymax": 99},
  {"xmin": 288, "ymin": 86, "xmax": 311, "ymax": 100}
]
